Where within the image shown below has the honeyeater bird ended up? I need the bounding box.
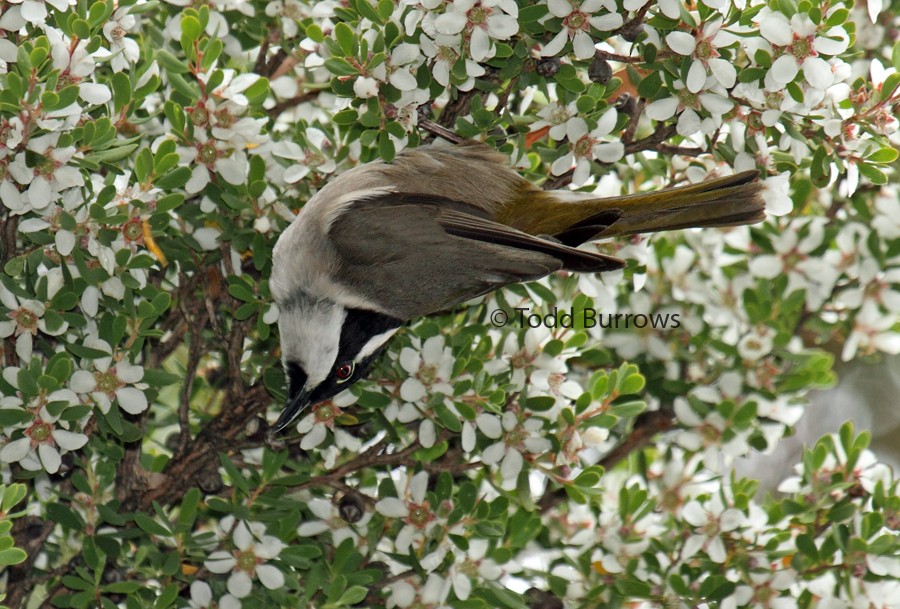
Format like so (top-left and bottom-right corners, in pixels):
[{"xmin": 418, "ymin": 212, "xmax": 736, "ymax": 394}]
[{"xmin": 269, "ymin": 141, "xmax": 765, "ymax": 432}]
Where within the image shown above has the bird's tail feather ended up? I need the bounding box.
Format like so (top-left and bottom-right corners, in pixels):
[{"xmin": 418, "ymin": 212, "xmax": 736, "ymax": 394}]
[
  {"xmin": 505, "ymin": 171, "xmax": 766, "ymax": 248},
  {"xmin": 556, "ymin": 171, "xmax": 766, "ymax": 246}
]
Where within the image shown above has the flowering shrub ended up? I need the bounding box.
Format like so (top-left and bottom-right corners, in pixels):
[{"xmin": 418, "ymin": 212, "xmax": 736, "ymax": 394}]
[{"xmin": 1, "ymin": 0, "xmax": 899, "ymax": 608}]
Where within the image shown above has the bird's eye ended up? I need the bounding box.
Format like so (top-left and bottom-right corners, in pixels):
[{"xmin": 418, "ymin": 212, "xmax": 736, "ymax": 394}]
[{"xmin": 335, "ymin": 361, "xmax": 354, "ymax": 382}]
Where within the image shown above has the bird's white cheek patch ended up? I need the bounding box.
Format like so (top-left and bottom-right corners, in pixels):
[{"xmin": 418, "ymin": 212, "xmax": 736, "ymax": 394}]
[{"xmin": 356, "ymin": 328, "xmax": 399, "ymax": 362}]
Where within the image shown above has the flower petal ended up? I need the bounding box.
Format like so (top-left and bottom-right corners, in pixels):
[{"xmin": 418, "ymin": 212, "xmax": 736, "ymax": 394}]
[
  {"xmin": 256, "ymin": 564, "xmax": 285, "ymax": 590},
  {"xmin": 666, "ymin": 31, "xmax": 696, "ymax": 56},
  {"xmin": 116, "ymin": 386, "xmax": 148, "ymax": 414},
  {"xmin": 53, "ymin": 429, "xmax": 88, "ymax": 451}
]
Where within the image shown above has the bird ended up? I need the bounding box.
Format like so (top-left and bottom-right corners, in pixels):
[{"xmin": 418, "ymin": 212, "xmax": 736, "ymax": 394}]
[{"xmin": 269, "ymin": 141, "xmax": 766, "ymax": 432}]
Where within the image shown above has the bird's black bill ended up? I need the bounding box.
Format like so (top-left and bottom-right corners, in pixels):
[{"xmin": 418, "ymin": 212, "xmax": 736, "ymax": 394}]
[{"xmin": 273, "ymin": 388, "xmax": 311, "ymax": 433}]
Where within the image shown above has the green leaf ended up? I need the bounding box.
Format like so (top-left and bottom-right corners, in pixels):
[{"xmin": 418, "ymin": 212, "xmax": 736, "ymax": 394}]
[
  {"xmin": 244, "ymin": 77, "xmax": 269, "ymax": 105},
  {"xmin": 378, "ymin": 131, "xmax": 396, "ymax": 163},
  {"xmin": 1, "ymin": 483, "xmax": 27, "ymax": 512},
  {"xmin": 155, "ymin": 583, "xmax": 180, "ymax": 609},
  {"xmin": 111, "ymin": 72, "xmax": 132, "ymax": 113},
  {"xmin": 337, "ymin": 586, "xmax": 368, "ymax": 606},
  {"xmin": 156, "ymin": 49, "xmax": 189, "ymax": 74},
  {"xmin": 334, "ymin": 22, "xmax": 356, "ymax": 56},
  {"xmin": 824, "ymin": 7, "xmax": 848, "ymax": 27},
  {"xmin": 72, "ymin": 18, "xmax": 91, "ymax": 40},
  {"xmin": 46, "ymin": 503, "xmax": 84, "ymax": 529},
  {"xmin": 86, "ymin": 143, "xmax": 139, "ymax": 164},
  {"xmin": 0, "ymin": 409, "xmax": 31, "ymax": 427},
  {"xmin": 155, "ymin": 167, "xmax": 192, "ymax": 189},
  {"xmin": 857, "ymin": 162, "xmax": 887, "ymax": 185},
  {"xmin": 377, "ymin": 0, "xmax": 393, "ymax": 20},
  {"xmin": 181, "ymin": 15, "xmax": 202, "ymax": 42},
  {"xmin": 796, "ymin": 533, "xmax": 819, "ymax": 560},
  {"xmin": 525, "ymin": 396, "xmax": 555, "ymax": 412},
  {"xmin": 134, "ymin": 514, "xmax": 172, "ymax": 537},
  {"xmin": 608, "ymin": 400, "xmax": 646, "ymax": 418},
  {"xmin": 0, "ymin": 547, "xmax": 28, "ymax": 566},
  {"xmin": 637, "ymin": 71, "xmax": 662, "ymax": 99},
  {"xmin": 867, "ymin": 147, "xmax": 899, "ymax": 164},
  {"xmin": 574, "ymin": 467, "xmax": 603, "ymax": 489},
  {"xmin": 325, "ymin": 57, "xmax": 360, "ymax": 76},
  {"xmin": 617, "ymin": 374, "xmax": 645, "ymax": 395}
]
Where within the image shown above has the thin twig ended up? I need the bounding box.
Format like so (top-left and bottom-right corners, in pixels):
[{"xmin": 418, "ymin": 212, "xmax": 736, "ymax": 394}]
[
  {"xmin": 418, "ymin": 118, "xmax": 466, "ymax": 144},
  {"xmin": 267, "ymin": 91, "xmax": 320, "ymax": 118}
]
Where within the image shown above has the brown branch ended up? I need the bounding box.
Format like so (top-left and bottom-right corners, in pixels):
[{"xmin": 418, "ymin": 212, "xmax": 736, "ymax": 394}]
[
  {"xmin": 288, "ymin": 439, "xmax": 419, "ymax": 493},
  {"xmin": 495, "ymin": 76, "xmax": 519, "ymax": 114},
  {"xmin": 253, "ymin": 34, "xmax": 271, "ymax": 75},
  {"xmin": 124, "ymin": 382, "xmax": 272, "ymax": 512},
  {"xmin": 0, "ymin": 213, "xmax": 19, "ymax": 266},
  {"xmin": 437, "ymin": 89, "xmax": 476, "ymax": 128},
  {"xmin": 267, "ymin": 91, "xmax": 320, "ymax": 118},
  {"xmin": 623, "ymin": 123, "xmax": 678, "ymax": 156},
  {"xmin": 537, "ymin": 408, "xmax": 675, "ymax": 512},
  {"xmin": 656, "ymin": 144, "xmax": 704, "ymax": 157},
  {"xmin": 620, "ymin": 95, "xmax": 644, "ymax": 144},
  {"xmin": 542, "ymin": 170, "xmax": 574, "ymax": 190},
  {"xmin": 592, "ymin": 50, "xmax": 644, "ymax": 64},
  {"xmin": 418, "ymin": 119, "xmax": 466, "ymax": 144}
]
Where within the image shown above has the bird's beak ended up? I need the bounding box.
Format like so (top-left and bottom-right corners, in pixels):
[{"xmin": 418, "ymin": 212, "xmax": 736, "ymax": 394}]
[{"xmin": 273, "ymin": 387, "xmax": 311, "ymax": 433}]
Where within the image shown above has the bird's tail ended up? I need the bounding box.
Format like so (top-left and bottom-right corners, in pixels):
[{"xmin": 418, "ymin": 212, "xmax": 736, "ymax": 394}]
[{"xmin": 505, "ymin": 171, "xmax": 767, "ymax": 247}]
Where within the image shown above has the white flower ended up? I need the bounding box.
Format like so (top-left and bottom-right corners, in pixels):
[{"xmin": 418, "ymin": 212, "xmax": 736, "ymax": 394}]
[
  {"xmin": 420, "ymin": 33, "xmax": 485, "ymax": 91},
  {"xmin": 273, "ymin": 129, "xmax": 337, "ymax": 184},
  {"xmin": 101, "ymin": 8, "xmax": 141, "ymax": 72},
  {"xmin": 645, "ymin": 79, "xmax": 732, "ymax": 137},
  {"xmin": 382, "ymin": 43, "xmax": 422, "ymax": 92},
  {"xmin": 757, "ymin": 9, "xmax": 849, "ymax": 91},
  {"xmin": 69, "ymin": 336, "xmax": 149, "ymax": 414},
  {"xmin": 205, "ymin": 518, "xmax": 286, "ymax": 598},
  {"xmin": 761, "ymin": 172, "xmax": 793, "ymax": 216},
  {"xmin": 178, "ymin": 131, "xmax": 249, "ymax": 193},
  {"xmin": 0, "ymin": 391, "xmax": 88, "ymax": 474},
  {"xmin": 666, "ymin": 19, "xmax": 737, "ymax": 93},
  {"xmin": 434, "ymin": 0, "xmax": 518, "ymax": 62},
  {"xmin": 841, "ymin": 300, "xmax": 900, "ymax": 361},
  {"xmin": 6, "ymin": 132, "xmax": 84, "ymax": 213},
  {"xmin": 0, "ymin": 285, "xmax": 68, "ymax": 361},
  {"xmin": 293, "ymin": 390, "xmax": 360, "ymax": 452},
  {"xmin": 737, "ymin": 327, "xmax": 774, "ymax": 360},
  {"xmin": 398, "ymin": 336, "xmax": 455, "ymax": 405},
  {"xmin": 264, "ymin": 0, "xmax": 307, "ymax": 38},
  {"xmin": 541, "ymin": 0, "xmax": 623, "ymax": 59},
  {"xmin": 530, "ymin": 101, "xmax": 579, "ymax": 141},
  {"xmin": 481, "ymin": 411, "xmax": 551, "ymax": 489},
  {"xmin": 550, "ymin": 110, "xmax": 624, "ymax": 186},
  {"xmin": 681, "ymin": 496, "xmax": 745, "ymax": 562},
  {"xmin": 374, "ymin": 471, "xmax": 442, "ymax": 554}
]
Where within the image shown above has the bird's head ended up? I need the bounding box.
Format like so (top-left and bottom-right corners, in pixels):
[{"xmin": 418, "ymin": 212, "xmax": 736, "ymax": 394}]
[{"xmin": 273, "ymin": 297, "xmax": 402, "ymax": 432}]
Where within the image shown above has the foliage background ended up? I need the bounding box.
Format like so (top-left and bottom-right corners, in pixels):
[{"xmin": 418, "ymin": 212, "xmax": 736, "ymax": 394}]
[{"xmin": 1, "ymin": 0, "xmax": 900, "ymax": 608}]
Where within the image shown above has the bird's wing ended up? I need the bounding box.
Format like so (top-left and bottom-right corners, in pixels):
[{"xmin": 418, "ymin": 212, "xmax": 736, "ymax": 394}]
[{"xmin": 327, "ymin": 192, "xmax": 623, "ymax": 320}]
